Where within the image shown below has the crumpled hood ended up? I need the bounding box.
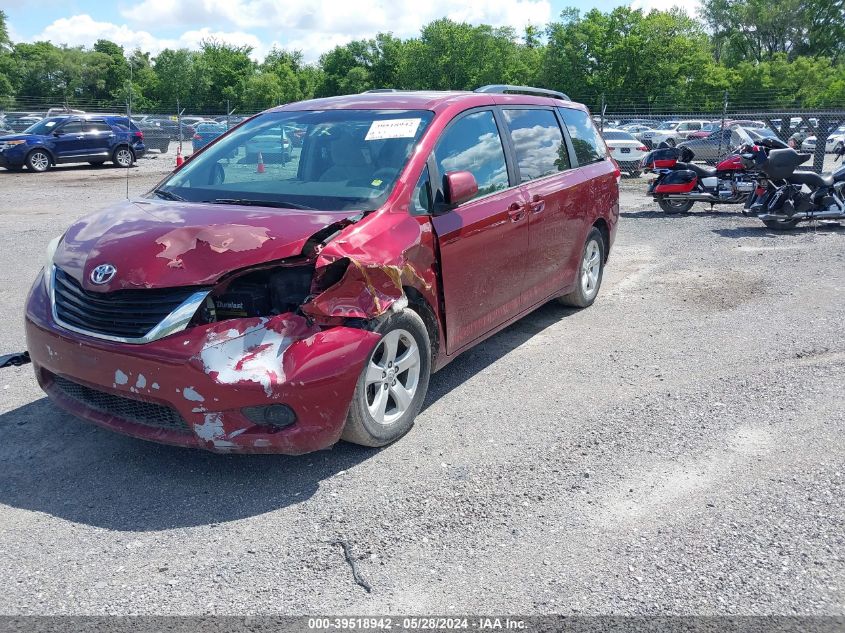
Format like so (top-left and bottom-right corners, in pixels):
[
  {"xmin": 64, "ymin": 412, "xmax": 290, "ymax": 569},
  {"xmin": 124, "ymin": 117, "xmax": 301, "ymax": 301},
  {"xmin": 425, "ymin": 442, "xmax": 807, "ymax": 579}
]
[{"xmin": 54, "ymin": 199, "xmax": 361, "ymax": 291}]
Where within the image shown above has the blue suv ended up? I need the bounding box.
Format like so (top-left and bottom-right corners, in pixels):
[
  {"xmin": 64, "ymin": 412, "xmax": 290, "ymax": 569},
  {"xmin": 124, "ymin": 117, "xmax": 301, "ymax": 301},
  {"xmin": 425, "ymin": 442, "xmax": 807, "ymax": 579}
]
[{"xmin": 0, "ymin": 115, "xmax": 146, "ymax": 173}]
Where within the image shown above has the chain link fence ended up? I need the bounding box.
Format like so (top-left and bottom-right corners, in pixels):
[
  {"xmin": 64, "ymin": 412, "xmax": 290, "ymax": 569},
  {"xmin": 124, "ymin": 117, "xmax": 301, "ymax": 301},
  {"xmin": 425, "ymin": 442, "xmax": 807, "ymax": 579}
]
[{"xmin": 2, "ymin": 94, "xmax": 844, "ymax": 171}]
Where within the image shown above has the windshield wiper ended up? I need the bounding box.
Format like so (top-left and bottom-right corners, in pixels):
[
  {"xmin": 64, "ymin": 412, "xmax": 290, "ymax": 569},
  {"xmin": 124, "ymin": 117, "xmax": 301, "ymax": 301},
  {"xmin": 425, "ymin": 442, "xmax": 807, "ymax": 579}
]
[
  {"xmin": 153, "ymin": 188, "xmax": 185, "ymax": 201},
  {"xmin": 207, "ymin": 198, "xmax": 315, "ymax": 210}
]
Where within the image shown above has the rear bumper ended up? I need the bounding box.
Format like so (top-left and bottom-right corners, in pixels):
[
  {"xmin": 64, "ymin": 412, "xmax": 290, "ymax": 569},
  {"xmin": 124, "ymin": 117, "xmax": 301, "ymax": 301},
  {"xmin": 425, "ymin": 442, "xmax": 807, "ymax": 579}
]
[{"xmin": 24, "ymin": 274, "xmax": 380, "ymax": 454}]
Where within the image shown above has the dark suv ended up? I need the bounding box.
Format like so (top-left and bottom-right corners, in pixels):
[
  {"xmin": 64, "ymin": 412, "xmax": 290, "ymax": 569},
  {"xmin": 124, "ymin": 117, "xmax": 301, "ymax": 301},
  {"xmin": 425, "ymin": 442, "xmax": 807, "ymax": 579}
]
[{"xmin": 0, "ymin": 115, "xmax": 146, "ymax": 172}]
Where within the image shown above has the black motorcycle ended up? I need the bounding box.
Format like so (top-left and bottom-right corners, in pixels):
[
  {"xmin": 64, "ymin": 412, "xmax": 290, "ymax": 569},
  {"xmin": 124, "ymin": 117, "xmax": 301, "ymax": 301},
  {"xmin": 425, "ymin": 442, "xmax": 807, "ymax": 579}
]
[{"xmin": 754, "ymin": 146, "xmax": 845, "ymax": 230}]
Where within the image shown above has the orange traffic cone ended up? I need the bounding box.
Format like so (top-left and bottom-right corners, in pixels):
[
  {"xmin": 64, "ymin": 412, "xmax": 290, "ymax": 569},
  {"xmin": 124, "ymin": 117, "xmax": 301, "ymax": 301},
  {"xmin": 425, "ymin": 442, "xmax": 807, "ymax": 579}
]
[
  {"xmin": 256, "ymin": 152, "xmax": 266, "ymax": 174},
  {"xmin": 175, "ymin": 147, "xmax": 184, "ymax": 167}
]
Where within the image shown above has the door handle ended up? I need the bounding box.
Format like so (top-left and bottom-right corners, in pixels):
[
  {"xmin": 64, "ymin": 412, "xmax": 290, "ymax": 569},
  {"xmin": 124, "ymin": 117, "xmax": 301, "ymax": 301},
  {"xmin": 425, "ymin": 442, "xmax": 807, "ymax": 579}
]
[
  {"xmin": 507, "ymin": 202, "xmax": 526, "ymax": 222},
  {"xmin": 529, "ymin": 194, "xmax": 546, "ymax": 213}
]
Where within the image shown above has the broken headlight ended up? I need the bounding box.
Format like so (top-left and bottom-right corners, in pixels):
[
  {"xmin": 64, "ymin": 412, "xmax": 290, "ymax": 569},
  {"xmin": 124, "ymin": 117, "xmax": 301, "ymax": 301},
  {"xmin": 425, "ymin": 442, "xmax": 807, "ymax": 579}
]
[{"xmin": 194, "ymin": 264, "xmax": 315, "ymax": 324}]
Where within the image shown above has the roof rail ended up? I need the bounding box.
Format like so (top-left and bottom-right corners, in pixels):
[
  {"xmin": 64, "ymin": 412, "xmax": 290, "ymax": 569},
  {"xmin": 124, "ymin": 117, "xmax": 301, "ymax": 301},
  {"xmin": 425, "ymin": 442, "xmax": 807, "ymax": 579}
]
[
  {"xmin": 362, "ymin": 88, "xmax": 400, "ymax": 93},
  {"xmin": 475, "ymin": 84, "xmax": 570, "ymax": 102}
]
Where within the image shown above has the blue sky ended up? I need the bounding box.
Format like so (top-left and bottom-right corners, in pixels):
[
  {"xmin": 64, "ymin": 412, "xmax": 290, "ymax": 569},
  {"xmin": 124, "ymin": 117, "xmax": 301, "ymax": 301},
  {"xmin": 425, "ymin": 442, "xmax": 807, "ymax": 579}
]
[{"xmin": 1, "ymin": 0, "xmax": 690, "ymax": 62}]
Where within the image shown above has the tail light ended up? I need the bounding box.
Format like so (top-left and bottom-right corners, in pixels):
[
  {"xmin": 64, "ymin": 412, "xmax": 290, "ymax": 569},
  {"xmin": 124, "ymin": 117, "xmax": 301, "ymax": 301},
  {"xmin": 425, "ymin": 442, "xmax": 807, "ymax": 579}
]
[
  {"xmin": 638, "ymin": 146, "xmax": 648, "ymax": 152},
  {"xmin": 611, "ymin": 158, "xmax": 621, "ymax": 183},
  {"xmin": 134, "ymin": 130, "xmax": 144, "ymax": 140},
  {"xmin": 193, "ymin": 134, "xmax": 201, "ymax": 140},
  {"xmin": 607, "ymin": 146, "xmax": 617, "ymax": 151}
]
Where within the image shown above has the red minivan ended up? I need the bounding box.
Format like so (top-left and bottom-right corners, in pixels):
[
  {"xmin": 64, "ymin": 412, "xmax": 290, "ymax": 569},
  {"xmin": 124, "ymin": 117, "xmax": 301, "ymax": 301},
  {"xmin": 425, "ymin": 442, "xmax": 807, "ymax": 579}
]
[{"xmin": 25, "ymin": 86, "xmax": 619, "ymax": 453}]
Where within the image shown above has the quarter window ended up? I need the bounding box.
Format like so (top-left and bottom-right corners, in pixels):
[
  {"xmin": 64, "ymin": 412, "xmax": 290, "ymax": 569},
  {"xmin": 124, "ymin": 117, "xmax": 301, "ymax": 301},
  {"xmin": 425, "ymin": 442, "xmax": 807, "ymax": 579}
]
[
  {"xmin": 410, "ymin": 165, "xmax": 432, "ymax": 216},
  {"xmin": 557, "ymin": 108, "xmax": 608, "ymax": 166},
  {"xmin": 434, "ymin": 110, "xmax": 509, "ymax": 199},
  {"xmin": 502, "ymin": 109, "xmax": 568, "ymax": 181}
]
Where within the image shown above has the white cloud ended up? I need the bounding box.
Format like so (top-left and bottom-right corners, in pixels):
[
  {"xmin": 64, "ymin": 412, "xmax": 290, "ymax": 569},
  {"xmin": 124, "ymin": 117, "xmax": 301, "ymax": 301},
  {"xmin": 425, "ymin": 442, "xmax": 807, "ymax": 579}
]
[
  {"xmin": 29, "ymin": 14, "xmax": 269, "ymax": 60},
  {"xmin": 629, "ymin": 0, "xmax": 701, "ymax": 16},
  {"xmin": 120, "ymin": 0, "xmax": 552, "ymax": 61}
]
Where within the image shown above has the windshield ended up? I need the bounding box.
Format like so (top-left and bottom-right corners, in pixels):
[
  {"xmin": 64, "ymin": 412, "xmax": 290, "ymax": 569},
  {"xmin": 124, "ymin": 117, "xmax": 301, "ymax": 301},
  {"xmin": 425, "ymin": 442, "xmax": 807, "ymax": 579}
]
[
  {"xmin": 657, "ymin": 122, "xmax": 678, "ymax": 130},
  {"xmin": 158, "ymin": 109, "xmax": 433, "ymax": 211},
  {"xmin": 24, "ymin": 118, "xmax": 64, "ymax": 135}
]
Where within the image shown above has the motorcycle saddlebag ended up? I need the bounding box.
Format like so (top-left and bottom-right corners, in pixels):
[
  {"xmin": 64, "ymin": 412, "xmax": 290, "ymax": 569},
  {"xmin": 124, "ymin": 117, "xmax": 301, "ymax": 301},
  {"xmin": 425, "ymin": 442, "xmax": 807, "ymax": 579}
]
[
  {"xmin": 654, "ymin": 169, "xmax": 697, "ymax": 194},
  {"xmin": 643, "ymin": 146, "xmax": 681, "ymax": 169}
]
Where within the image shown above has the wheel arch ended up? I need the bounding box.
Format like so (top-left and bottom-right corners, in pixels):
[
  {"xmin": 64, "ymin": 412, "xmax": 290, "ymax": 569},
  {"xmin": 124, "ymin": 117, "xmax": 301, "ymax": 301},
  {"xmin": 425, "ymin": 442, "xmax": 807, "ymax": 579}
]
[
  {"xmin": 26, "ymin": 146, "xmax": 55, "ymax": 165},
  {"xmin": 402, "ymin": 285, "xmax": 441, "ymax": 369},
  {"xmin": 592, "ymin": 218, "xmax": 611, "ymax": 262}
]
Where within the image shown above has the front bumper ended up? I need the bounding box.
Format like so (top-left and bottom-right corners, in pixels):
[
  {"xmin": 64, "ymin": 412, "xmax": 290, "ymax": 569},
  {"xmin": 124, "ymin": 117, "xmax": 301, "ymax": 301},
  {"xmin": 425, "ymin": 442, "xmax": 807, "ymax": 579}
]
[
  {"xmin": 0, "ymin": 150, "xmax": 25, "ymax": 168},
  {"xmin": 24, "ymin": 274, "xmax": 381, "ymax": 453}
]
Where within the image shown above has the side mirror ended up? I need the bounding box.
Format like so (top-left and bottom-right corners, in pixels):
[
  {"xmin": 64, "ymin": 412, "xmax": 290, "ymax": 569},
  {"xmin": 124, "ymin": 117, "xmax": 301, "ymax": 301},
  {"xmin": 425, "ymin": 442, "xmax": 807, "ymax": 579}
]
[{"xmin": 444, "ymin": 171, "xmax": 478, "ymax": 207}]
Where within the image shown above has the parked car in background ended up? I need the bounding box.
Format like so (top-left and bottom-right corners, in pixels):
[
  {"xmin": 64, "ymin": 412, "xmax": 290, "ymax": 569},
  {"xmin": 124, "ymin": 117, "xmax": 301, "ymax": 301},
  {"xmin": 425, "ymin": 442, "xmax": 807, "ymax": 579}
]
[
  {"xmin": 143, "ymin": 118, "xmax": 196, "ymax": 141},
  {"xmin": 642, "ymin": 120, "xmax": 710, "ymax": 147},
  {"xmin": 8, "ymin": 114, "xmax": 44, "ymax": 132},
  {"xmin": 602, "ymin": 128, "xmax": 648, "ymax": 176},
  {"xmin": 0, "ymin": 115, "xmax": 144, "ymax": 172},
  {"xmin": 676, "ymin": 127, "xmax": 750, "ymax": 164},
  {"xmin": 620, "ymin": 124, "xmax": 651, "ymax": 140},
  {"xmin": 25, "ymin": 86, "xmax": 619, "ymax": 454},
  {"xmin": 801, "ymin": 126, "xmax": 845, "ymax": 154},
  {"xmin": 137, "ymin": 121, "xmax": 171, "ymax": 153},
  {"xmin": 191, "ymin": 122, "xmax": 228, "ymax": 153},
  {"xmin": 687, "ymin": 120, "xmax": 767, "ymax": 140}
]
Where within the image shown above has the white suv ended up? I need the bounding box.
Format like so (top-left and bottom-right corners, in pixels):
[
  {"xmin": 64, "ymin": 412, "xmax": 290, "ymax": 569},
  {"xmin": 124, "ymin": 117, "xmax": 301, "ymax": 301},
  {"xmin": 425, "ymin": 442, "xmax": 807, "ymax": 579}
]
[{"xmin": 643, "ymin": 120, "xmax": 711, "ymax": 147}]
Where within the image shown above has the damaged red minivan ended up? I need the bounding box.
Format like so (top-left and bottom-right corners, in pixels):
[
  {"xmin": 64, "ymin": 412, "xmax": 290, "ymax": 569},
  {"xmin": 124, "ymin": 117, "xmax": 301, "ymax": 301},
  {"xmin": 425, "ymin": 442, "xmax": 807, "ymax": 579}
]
[{"xmin": 25, "ymin": 86, "xmax": 619, "ymax": 453}]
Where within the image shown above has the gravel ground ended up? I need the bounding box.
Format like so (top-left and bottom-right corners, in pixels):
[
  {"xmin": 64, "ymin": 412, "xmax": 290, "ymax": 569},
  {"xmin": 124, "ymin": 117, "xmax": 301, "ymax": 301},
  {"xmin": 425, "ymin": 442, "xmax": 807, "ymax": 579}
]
[{"xmin": 0, "ymin": 156, "xmax": 842, "ymax": 616}]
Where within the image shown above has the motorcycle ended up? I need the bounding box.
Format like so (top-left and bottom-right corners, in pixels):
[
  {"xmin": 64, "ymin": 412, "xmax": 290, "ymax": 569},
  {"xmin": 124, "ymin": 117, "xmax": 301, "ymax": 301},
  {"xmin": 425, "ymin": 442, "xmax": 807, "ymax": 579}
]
[
  {"xmin": 754, "ymin": 146, "xmax": 845, "ymax": 230},
  {"xmin": 641, "ymin": 128, "xmax": 787, "ymax": 214}
]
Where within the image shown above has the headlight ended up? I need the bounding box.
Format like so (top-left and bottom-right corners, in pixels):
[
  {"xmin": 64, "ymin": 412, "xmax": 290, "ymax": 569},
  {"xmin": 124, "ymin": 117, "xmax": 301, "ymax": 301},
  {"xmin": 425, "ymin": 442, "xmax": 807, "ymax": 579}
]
[
  {"xmin": 43, "ymin": 235, "xmax": 62, "ymax": 294},
  {"xmin": 0, "ymin": 140, "xmax": 26, "ymax": 151}
]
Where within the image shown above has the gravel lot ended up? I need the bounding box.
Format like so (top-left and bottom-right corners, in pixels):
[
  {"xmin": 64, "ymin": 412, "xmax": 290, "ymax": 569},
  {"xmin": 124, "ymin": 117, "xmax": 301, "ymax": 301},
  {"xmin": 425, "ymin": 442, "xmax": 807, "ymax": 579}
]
[{"xmin": 0, "ymin": 154, "xmax": 842, "ymax": 616}]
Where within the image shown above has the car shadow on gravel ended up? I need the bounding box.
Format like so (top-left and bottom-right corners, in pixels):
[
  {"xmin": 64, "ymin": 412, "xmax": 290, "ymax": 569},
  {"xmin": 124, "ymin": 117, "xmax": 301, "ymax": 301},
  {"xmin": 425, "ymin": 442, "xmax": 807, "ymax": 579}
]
[
  {"xmin": 620, "ymin": 208, "xmax": 745, "ymax": 219},
  {"xmin": 712, "ymin": 223, "xmax": 844, "ymax": 239},
  {"xmin": 0, "ymin": 302, "xmax": 578, "ymax": 532}
]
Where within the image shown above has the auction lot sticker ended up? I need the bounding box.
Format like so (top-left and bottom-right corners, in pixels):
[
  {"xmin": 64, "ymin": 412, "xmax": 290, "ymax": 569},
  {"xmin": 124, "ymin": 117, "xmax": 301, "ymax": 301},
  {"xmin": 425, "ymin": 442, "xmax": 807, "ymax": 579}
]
[{"xmin": 365, "ymin": 118, "xmax": 421, "ymax": 141}]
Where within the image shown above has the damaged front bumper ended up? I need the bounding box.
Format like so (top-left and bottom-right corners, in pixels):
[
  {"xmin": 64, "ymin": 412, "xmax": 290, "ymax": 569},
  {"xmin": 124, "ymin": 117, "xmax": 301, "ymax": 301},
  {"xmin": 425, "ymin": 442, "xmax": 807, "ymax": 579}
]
[{"xmin": 24, "ymin": 277, "xmax": 380, "ymax": 453}]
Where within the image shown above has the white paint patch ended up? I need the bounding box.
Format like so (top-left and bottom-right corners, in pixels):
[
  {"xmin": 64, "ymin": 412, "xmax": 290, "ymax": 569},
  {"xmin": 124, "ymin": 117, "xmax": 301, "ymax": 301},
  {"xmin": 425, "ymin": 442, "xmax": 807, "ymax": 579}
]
[
  {"xmin": 198, "ymin": 318, "xmax": 297, "ymax": 397},
  {"xmin": 114, "ymin": 369, "xmax": 129, "ymax": 385},
  {"xmin": 183, "ymin": 386, "xmax": 205, "ymax": 402},
  {"xmin": 151, "ymin": 382, "xmax": 160, "ymax": 390},
  {"xmin": 194, "ymin": 412, "xmax": 225, "ymax": 441},
  {"xmin": 135, "ymin": 374, "xmax": 147, "ymax": 389}
]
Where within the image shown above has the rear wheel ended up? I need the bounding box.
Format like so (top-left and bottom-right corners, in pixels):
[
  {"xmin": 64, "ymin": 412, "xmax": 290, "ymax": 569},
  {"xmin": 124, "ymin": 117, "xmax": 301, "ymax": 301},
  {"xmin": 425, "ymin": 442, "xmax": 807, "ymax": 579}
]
[
  {"xmin": 112, "ymin": 147, "xmax": 134, "ymax": 168},
  {"xmin": 25, "ymin": 150, "xmax": 51, "ymax": 173},
  {"xmin": 658, "ymin": 197, "xmax": 694, "ymax": 213},
  {"xmin": 762, "ymin": 217, "xmax": 800, "ymax": 231},
  {"xmin": 558, "ymin": 227, "xmax": 605, "ymax": 309},
  {"xmin": 342, "ymin": 309, "xmax": 431, "ymax": 447}
]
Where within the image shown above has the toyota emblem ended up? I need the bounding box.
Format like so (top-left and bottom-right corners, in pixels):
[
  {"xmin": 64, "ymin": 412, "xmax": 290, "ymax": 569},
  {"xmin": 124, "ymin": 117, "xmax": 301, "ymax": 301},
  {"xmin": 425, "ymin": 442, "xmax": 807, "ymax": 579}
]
[{"xmin": 90, "ymin": 263, "xmax": 117, "ymax": 285}]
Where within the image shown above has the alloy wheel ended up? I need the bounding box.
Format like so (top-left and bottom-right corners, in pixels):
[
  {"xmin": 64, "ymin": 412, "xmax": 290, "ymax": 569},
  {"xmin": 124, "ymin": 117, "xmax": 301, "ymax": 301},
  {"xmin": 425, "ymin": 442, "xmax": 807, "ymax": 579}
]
[
  {"xmin": 581, "ymin": 239, "xmax": 602, "ymax": 300},
  {"xmin": 29, "ymin": 152, "xmax": 49, "ymax": 172},
  {"xmin": 115, "ymin": 149, "xmax": 133, "ymax": 167},
  {"xmin": 364, "ymin": 328, "xmax": 421, "ymax": 425}
]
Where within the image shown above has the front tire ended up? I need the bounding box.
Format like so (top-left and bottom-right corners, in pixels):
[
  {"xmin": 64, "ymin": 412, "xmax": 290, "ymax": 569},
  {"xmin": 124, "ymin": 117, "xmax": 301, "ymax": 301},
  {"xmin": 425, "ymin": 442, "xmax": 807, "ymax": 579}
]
[
  {"xmin": 25, "ymin": 150, "xmax": 51, "ymax": 173},
  {"xmin": 558, "ymin": 227, "xmax": 605, "ymax": 308},
  {"xmin": 342, "ymin": 309, "xmax": 431, "ymax": 447},
  {"xmin": 112, "ymin": 147, "xmax": 135, "ymax": 168},
  {"xmin": 658, "ymin": 197, "xmax": 694, "ymax": 214}
]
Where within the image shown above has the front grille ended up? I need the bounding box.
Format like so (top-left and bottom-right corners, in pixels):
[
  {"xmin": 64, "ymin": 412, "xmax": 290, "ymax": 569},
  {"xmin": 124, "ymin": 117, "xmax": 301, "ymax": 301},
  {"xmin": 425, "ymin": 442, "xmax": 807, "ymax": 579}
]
[
  {"xmin": 51, "ymin": 374, "xmax": 190, "ymax": 432},
  {"xmin": 53, "ymin": 267, "xmax": 198, "ymax": 340}
]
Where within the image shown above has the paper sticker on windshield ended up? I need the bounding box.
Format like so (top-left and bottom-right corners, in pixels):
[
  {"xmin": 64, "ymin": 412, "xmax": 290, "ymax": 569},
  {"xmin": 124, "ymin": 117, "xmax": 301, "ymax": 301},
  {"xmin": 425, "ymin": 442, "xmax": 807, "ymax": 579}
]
[{"xmin": 365, "ymin": 118, "xmax": 421, "ymax": 141}]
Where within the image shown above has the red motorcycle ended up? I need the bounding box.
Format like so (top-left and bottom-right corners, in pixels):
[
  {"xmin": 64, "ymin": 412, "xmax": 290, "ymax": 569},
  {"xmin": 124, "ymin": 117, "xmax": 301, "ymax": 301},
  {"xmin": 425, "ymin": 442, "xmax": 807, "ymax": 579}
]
[{"xmin": 641, "ymin": 131, "xmax": 788, "ymax": 214}]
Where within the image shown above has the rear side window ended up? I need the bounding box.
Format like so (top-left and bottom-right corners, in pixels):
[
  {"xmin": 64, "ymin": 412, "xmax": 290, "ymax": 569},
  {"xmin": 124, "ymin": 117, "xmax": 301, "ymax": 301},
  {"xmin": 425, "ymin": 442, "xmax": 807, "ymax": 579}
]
[
  {"xmin": 84, "ymin": 122, "xmax": 112, "ymax": 133},
  {"xmin": 558, "ymin": 108, "xmax": 607, "ymax": 165},
  {"xmin": 502, "ymin": 109, "xmax": 568, "ymax": 182},
  {"xmin": 434, "ymin": 110, "xmax": 509, "ymax": 198}
]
